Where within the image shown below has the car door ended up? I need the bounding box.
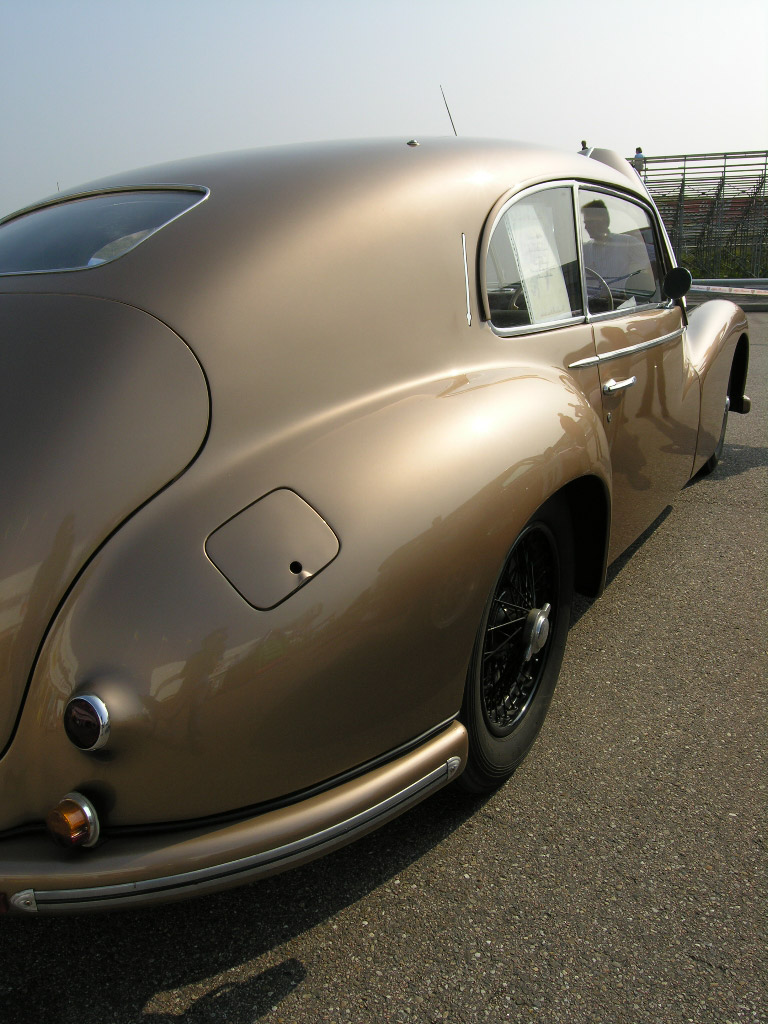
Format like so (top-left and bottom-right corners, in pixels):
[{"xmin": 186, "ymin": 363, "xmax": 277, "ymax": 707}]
[{"xmin": 578, "ymin": 188, "xmax": 700, "ymax": 560}]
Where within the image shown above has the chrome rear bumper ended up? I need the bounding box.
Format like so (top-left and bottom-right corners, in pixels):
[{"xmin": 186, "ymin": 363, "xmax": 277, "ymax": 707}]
[{"xmin": 4, "ymin": 722, "xmax": 467, "ymax": 914}]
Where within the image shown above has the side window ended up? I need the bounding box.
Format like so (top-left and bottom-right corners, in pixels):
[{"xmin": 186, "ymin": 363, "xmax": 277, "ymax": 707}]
[
  {"xmin": 486, "ymin": 187, "xmax": 582, "ymax": 330},
  {"xmin": 579, "ymin": 189, "xmax": 662, "ymax": 314}
]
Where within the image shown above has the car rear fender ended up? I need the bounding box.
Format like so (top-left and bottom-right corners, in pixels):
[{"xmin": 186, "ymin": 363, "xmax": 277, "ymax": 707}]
[
  {"xmin": 283, "ymin": 364, "xmax": 613, "ymax": 614},
  {"xmin": 2, "ymin": 365, "xmax": 610, "ymax": 828}
]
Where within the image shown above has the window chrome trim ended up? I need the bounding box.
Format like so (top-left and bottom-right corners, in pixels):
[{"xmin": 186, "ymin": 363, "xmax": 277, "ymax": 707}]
[
  {"xmin": 0, "ymin": 184, "xmax": 210, "ymax": 226},
  {"xmin": 568, "ymin": 327, "xmax": 685, "ymax": 369},
  {"xmin": 576, "ymin": 182, "xmax": 672, "ymax": 317},
  {"xmin": 481, "ymin": 176, "xmax": 676, "ymax": 335},
  {"xmin": 481, "ymin": 178, "xmax": 586, "ymax": 333},
  {"xmin": 574, "ymin": 181, "xmax": 589, "ymax": 315},
  {"xmin": 483, "ymin": 178, "xmax": 580, "ymax": 246},
  {"xmin": 583, "ymin": 298, "xmax": 669, "ymax": 324},
  {"xmin": 489, "ymin": 313, "xmax": 589, "ymax": 338}
]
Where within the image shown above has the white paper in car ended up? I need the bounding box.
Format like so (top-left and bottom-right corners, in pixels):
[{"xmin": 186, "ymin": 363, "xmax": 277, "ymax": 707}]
[{"xmin": 506, "ymin": 208, "xmax": 570, "ymax": 323}]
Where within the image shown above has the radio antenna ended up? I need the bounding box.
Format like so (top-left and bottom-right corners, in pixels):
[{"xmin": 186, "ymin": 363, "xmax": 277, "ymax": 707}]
[{"xmin": 440, "ymin": 85, "xmax": 458, "ymax": 137}]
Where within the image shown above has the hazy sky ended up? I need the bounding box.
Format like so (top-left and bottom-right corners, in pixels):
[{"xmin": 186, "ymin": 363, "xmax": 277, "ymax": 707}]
[{"xmin": 2, "ymin": 0, "xmax": 766, "ymax": 217}]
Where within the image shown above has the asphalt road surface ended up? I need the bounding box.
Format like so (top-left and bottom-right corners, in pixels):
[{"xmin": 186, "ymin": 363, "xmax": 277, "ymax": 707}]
[{"xmin": 2, "ymin": 316, "xmax": 766, "ymax": 1024}]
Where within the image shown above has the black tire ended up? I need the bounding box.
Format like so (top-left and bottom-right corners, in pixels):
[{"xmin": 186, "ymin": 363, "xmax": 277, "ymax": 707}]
[
  {"xmin": 701, "ymin": 394, "xmax": 729, "ymax": 475},
  {"xmin": 460, "ymin": 499, "xmax": 574, "ymax": 793}
]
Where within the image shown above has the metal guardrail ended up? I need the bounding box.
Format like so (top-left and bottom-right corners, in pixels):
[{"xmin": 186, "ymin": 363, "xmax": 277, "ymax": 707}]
[
  {"xmin": 631, "ymin": 151, "xmax": 768, "ymax": 279},
  {"xmin": 687, "ymin": 278, "xmax": 768, "ymax": 311},
  {"xmin": 690, "ymin": 279, "xmax": 768, "ymax": 295}
]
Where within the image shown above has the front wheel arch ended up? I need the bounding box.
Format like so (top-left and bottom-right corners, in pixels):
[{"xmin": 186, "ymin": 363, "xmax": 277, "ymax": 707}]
[
  {"xmin": 700, "ymin": 333, "xmax": 749, "ymax": 475},
  {"xmin": 729, "ymin": 333, "xmax": 750, "ymax": 414}
]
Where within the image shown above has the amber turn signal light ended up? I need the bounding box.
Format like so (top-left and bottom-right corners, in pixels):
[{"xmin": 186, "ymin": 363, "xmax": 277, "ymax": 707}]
[{"xmin": 46, "ymin": 792, "xmax": 100, "ymax": 848}]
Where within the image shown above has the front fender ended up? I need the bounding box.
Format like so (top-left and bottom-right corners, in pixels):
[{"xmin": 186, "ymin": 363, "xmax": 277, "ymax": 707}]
[{"xmin": 685, "ymin": 300, "xmax": 749, "ymax": 474}]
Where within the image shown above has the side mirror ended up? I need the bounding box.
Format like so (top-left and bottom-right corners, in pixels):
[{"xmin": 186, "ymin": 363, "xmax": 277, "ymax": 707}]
[{"xmin": 663, "ymin": 266, "xmax": 692, "ymax": 300}]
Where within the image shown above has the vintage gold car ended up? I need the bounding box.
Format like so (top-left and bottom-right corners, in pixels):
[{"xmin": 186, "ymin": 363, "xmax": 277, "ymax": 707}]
[{"xmin": 0, "ymin": 138, "xmax": 750, "ymax": 913}]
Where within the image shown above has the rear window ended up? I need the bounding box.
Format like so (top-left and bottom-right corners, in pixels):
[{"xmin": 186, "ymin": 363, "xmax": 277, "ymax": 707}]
[{"xmin": 0, "ymin": 189, "xmax": 205, "ymax": 275}]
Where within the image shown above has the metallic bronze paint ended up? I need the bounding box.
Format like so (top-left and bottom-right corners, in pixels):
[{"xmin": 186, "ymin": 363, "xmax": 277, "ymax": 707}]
[
  {"xmin": 0, "ymin": 139, "xmax": 749, "ymax": 911},
  {"xmin": 3, "ymin": 722, "xmax": 467, "ymax": 912},
  {"xmin": 0, "ymin": 295, "xmax": 209, "ymax": 756},
  {"xmin": 685, "ymin": 300, "xmax": 750, "ymax": 476}
]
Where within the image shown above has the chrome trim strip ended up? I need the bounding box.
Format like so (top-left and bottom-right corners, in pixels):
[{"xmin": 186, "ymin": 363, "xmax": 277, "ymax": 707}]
[
  {"xmin": 20, "ymin": 758, "xmax": 460, "ymax": 912},
  {"xmin": 10, "ymin": 890, "xmax": 37, "ymax": 913},
  {"xmin": 569, "ymin": 353, "xmax": 600, "ymax": 368},
  {"xmin": 461, "ymin": 233, "xmax": 471, "ymax": 326},
  {"xmin": 569, "ymin": 327, "xmax": 684, "ymax": 369}
]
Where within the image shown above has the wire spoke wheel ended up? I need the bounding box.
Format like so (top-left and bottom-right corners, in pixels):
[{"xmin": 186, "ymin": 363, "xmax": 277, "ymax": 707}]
[
  {"xmin": 481, "ymin": 525, "xmax": 557, "ymax": 736},
  {"xmin": 461, "ymin": 500, "xmax": 574, "ymax": 792}
]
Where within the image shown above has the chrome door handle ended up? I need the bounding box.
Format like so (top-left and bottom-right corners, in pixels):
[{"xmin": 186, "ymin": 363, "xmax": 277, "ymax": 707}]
[{"xmin": 602, "ymin": 375, "xmax": 637, "ymax": 394}]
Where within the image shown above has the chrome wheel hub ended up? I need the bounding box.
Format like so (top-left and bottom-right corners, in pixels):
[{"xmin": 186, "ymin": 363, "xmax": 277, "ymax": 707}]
[{"xmin": 522, "ymin": 602, "xmax": 551, "ymax": 662}]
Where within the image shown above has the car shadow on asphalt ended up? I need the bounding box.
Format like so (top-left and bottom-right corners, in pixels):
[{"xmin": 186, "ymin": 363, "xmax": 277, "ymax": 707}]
[
  {"xmin": 0, "ymin": 783, "xmax": 491, "ymax": 1023},
  {"xmin": 687, "ymin": 440, "xmax": 768, "ymax": 483},
  {"xmin": 568, "ymin": 432, "xmax": 767, "ymax": 632}
]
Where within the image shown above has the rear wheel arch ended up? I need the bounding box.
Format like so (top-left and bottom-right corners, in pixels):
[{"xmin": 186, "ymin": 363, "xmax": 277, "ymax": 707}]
[
  {"xmin": 458, "ymin": 478, "xmax": 609, "ymax": 793},
  {"xmin": 557, "ymin": 475, "xmax": 610, "ymax": 599},
  {"xmin": 460, "ymin": 494, "xmax": 574, "ymax": 791}
]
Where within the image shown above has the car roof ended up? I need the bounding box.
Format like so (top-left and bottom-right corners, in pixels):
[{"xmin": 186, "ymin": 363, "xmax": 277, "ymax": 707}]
[
  {"xmin": 11, "ymin": 137, "xmax": 643, "ymax": 226},
  {"xmin": 0, "ymin": 139, "xmax": 648, "ymax": 361}
]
